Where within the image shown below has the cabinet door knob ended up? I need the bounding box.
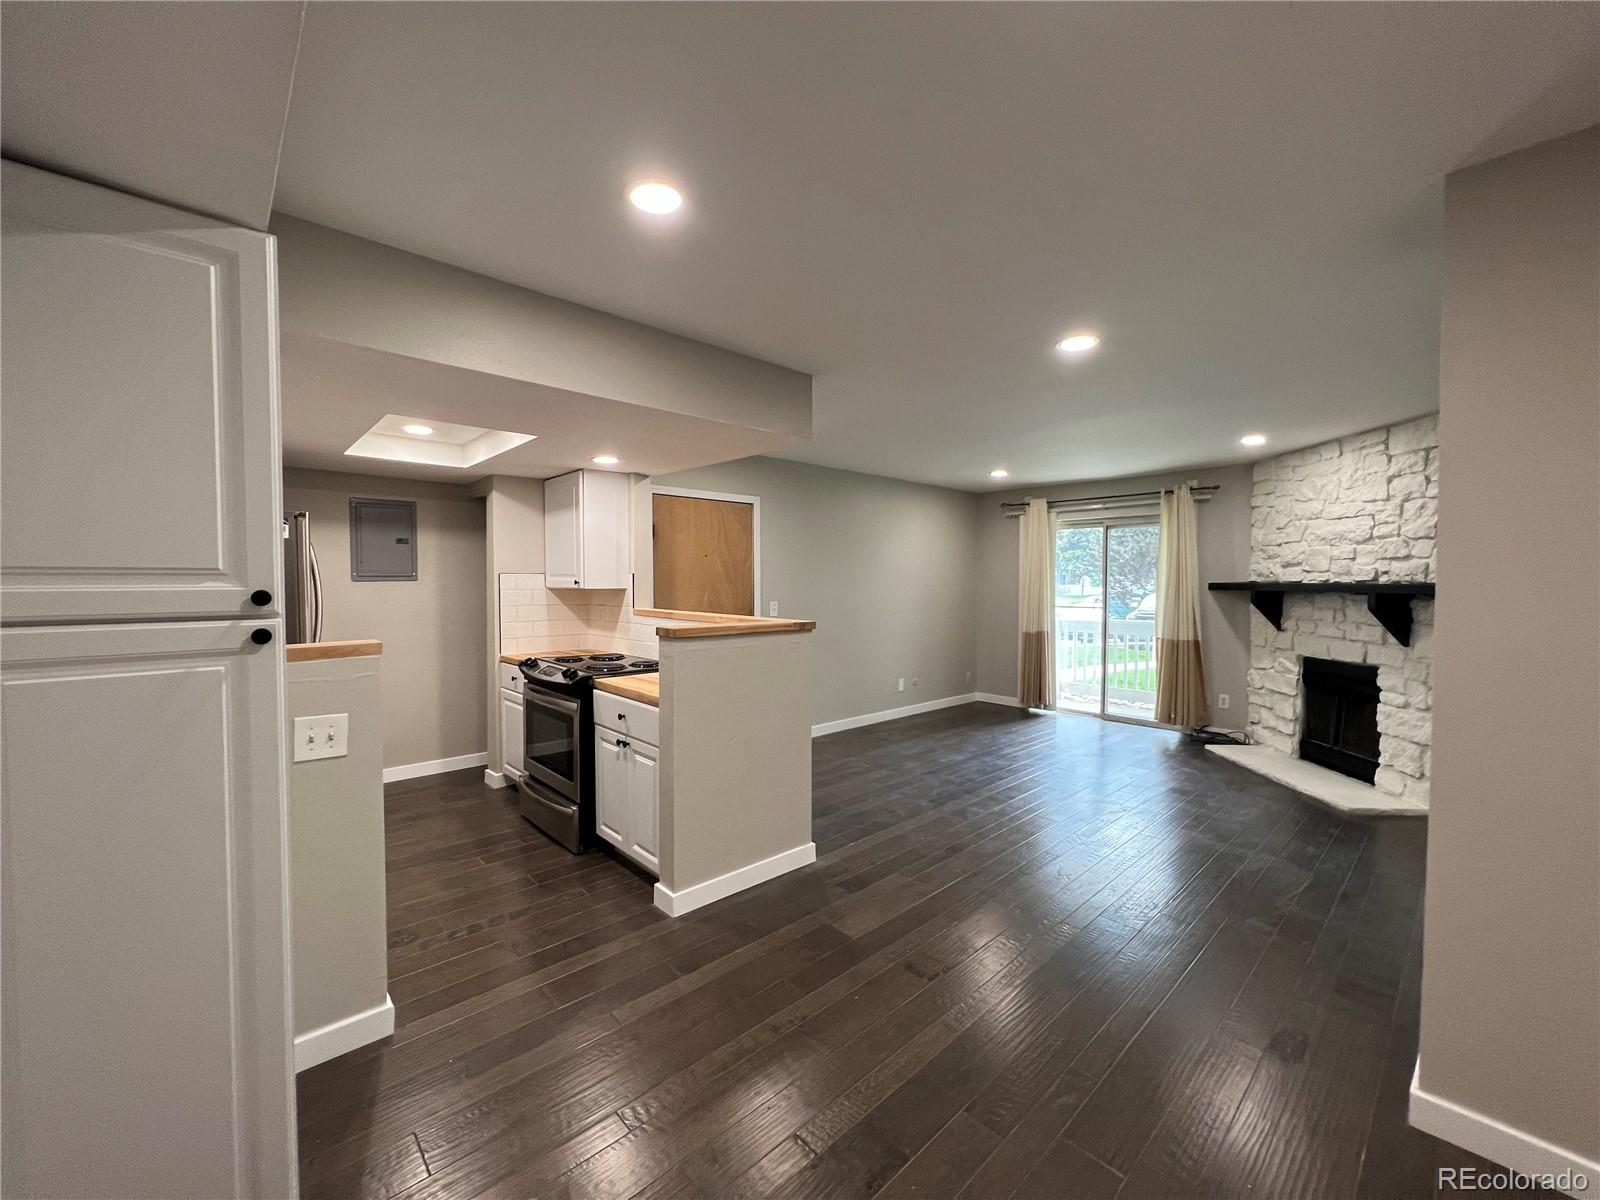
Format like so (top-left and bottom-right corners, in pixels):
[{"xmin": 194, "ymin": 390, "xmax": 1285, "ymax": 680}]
[
  {"xmin": 250, "ymin": 589, "xmax": 272, "ymax": 607},
  {"xmin": 250, "ymin": 628, "xmax": 273, "ymax": 646}
]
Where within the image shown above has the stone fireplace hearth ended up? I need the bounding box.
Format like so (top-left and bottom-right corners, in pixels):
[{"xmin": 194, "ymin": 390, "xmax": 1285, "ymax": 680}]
[{"xmin": 1228, "ymin": 416, "xmax": 1437, "ymax": 813}]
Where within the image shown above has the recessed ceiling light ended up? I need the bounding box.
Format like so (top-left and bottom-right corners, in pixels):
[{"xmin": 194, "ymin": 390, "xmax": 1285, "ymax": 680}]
[
  {"xmin": 401, "ymin": 423, "xmax": 434, "ymax": 436},
  {"xmin": 628, "ymin": 181, "xmax": 684, "ymax": 214},
  {"xmin": 1240, "ymin": 433, "xmax": 1268, "ymax": 447},
  {"xmin": 1055, "ymin": 333, "xmax": 1100, "ymax": 354},
  {"xmin": 989, "ymin": 468, "xmax": 1009, "ymax": 479},
  {"xmin": 592, "ymin": 455, "xmax": 620, "ymax": 466}
]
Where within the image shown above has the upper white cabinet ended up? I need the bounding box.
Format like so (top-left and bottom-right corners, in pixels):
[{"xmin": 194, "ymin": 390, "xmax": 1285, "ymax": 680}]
[
  {"xmin": 0, "ymin": 161, "xmax": 282, "ymax": 622},
  {"xmin": 543, "ymin": 469, "xmax": 630, "ymax": 590}
]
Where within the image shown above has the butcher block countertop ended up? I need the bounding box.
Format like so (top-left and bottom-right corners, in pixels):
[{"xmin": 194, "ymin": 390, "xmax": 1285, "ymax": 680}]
[
  {"xmin": 595, "ymin": 674, "xmax": 659, "ymax": 706},
  {"xmin": 634, "ymin": 608, "xmax": 817, "ymax": 639},
  {"xmin": 287, "ymin": 640, "xmax": 382, "ymax": 663}
]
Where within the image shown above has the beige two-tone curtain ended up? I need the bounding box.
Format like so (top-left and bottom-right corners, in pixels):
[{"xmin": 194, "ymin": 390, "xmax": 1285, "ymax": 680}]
[
  {"xmin": 1018, "ymin": 498, "xmax": 1056, "ymax": 709},
  {"xmin": 1155, "ymin": 484, "xmax": 1209, "ymax": 727}
]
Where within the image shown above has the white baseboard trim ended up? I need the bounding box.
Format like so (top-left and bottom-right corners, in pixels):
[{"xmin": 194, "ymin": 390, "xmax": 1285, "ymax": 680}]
[
  {"xmin": 654, "ymin": 842, "xmax": 816, "ymax": 917},
  {"xmin": 811, "ymin": 693, "xmax": 980, "ymax": 737},
  {"xmin": 294, "ymin": 995, "xmax": 395, "ymax": 1073},
  {"xmin": 974, "ymin": 692, "xmax": 1024, "ymax": 708},
  {"xmin": 382, "ymin": 751, "xmax": 488, "ymax": 783},
  {"xmin": 1410, "ymin": 1062, "xmax": 1598, "ymax": 1197}
]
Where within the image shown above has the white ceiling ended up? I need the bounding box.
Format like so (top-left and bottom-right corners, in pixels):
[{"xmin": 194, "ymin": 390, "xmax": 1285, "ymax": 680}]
[
  {"xmin": 0, "ymin": 1, "xmax": 303, "ymax": 229},
  {"xmin": 271, "ymin": 2, "xmax": 1599, "ymax": 491},
  {"xmin": 280, "ymin": 334, "xmax": 800, "ymax": 484}
]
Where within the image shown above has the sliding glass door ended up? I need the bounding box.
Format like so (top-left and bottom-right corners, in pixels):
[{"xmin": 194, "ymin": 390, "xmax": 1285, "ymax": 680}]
[{"xmin": 1053, "ymin": 519, "xmax": 1161, "ymax": 720}]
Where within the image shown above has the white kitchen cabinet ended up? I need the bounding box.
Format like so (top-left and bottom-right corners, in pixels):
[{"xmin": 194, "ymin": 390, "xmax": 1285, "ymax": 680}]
[
  {"xmin": 0, "ymin": 163, "xmax": 294, "ymax": 1199},
  {"xmin": 0, "ymin": 162, "xmax": 283, "ymax": 623},
  {"xmin": 499, "ymin": 686, "xmax": 525, "ymax": 783},
  {"xmin": 626, "ymin": 741, "xmax": 661, "ymax": 873},
  {"xmin": 0, "ymin": 620, "xmax": 295, "ymax": 1199},
  {"xmin": 595, "ymin": 727, "xmax": 629, "ymax": 849},
  {"xmin": 543, "ymin": 469, "xmax": 630, "ymax": 590},
  {"xmin": 594, "ymin": 726, "xmax": 660, "ymax": 875}
]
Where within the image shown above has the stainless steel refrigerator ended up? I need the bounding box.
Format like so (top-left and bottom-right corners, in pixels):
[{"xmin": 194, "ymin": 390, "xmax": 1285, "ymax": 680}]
[{"xmin": 283, "ymin": 511, "xmax": 324, "ymax": 644}]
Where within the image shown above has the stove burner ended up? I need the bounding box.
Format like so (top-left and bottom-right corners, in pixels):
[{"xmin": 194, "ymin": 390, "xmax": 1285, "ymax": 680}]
[
  {"xmin": 589, "ymin": 653, "xmax": 625, "ymax": 662},
  {"xmin": 546, "ymin": 656, "xmax": 585, "ymax": 664},
  {"xmin": 587, "ymin": 664, "xmax": 625, "ymax": 674},
  {"xmin": 627, "ymin": 660, "xmax": 659, "ymax": 669}
]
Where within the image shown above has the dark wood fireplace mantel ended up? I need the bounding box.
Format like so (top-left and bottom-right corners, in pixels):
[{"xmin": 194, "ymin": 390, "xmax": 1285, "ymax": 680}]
[{"xmin": 1208, "ymin": 580, "xmax": 1435, "ymax": 646}]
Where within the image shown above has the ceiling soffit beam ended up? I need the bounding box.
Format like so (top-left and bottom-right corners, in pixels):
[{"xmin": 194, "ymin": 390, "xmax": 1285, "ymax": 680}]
[{"xmin": 270, "ymin": 214, "xmax": 812, "ymax": 439}]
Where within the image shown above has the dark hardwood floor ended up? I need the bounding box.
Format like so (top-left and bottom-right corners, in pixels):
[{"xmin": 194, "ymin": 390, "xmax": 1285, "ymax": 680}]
[{"xmin": 297, "ymin": 703, "xmax": 1526, "ymax": 1199}]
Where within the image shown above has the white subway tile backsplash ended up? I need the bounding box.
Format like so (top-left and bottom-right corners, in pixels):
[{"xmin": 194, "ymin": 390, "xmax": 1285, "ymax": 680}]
[{"xmin": 497, "ymin": 574, "xmax": 661, "ymax": 659}]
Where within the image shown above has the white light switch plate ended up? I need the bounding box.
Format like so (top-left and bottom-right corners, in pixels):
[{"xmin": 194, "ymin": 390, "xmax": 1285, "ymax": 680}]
[{"xmin": 293, "ymin": 713, "xmax": 349, "ymax": 762}]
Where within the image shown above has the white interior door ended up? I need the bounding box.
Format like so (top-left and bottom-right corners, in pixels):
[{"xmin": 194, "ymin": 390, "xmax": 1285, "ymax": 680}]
[
  {"xmin": 0, "ymin": 620, "xmax": 295, "ymax": 1199},
  {"xmin": 0, "ymin": 161, "xmax": 283, "ymax": 622}
]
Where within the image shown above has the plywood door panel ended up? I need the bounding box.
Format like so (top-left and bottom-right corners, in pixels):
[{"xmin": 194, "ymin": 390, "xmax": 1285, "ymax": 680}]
[
  {"xmin": 0, "ymin": 161, "xmax": 282, "ymax": 622},
  {"xmin": 652, "ymin": 495, "xmax": 754, "ymax": 616},
  {"xmin": 0, "ymin": 620, "xmax": 294, "ymax": 1199}
]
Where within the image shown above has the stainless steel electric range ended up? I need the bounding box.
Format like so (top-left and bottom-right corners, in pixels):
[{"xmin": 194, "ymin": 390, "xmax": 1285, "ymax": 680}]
[{"xmin": 517, "ymin": 653, "xmax": 659, "ymax": 852}]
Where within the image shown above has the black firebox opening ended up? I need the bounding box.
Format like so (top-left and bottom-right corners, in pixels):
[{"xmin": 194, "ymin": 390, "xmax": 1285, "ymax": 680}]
[{"xmin": 1299, "ymin": 658, "xmax": 1381, "ymax": 784}]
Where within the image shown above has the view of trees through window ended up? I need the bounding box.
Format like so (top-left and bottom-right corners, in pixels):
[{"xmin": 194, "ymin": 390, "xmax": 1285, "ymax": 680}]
[{"xmin": 1055, "ymin": 522, "xmax": 1160, "ymax": 618}]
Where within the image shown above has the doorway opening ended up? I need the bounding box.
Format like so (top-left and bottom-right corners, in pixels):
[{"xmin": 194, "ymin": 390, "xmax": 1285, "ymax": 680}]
[{"xmin": 1054, "ymin": 519, "xmax": 1160, "ymax": 720}]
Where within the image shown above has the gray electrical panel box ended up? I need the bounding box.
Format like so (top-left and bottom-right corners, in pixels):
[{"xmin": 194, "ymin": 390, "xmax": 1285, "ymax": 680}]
[{"xmin": 349, "ymin": 498, "xmax": 417, "ymax": 581}]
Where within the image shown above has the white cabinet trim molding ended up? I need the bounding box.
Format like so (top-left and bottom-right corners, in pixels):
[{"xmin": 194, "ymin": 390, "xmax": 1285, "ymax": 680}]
[
  {"xmin": 811, "ymin": 692, "xmax": 987, "ymax": 737},
  {"xmin": 294, "ymin": 995, "xmax": 395, "ymax": 1073},
  {"xmin": 382, "ymin": 751, "xmax": 488, "ymax": 783},
  {"xmin": 1409, "ymin": 1063, "xmax": 1598, "ymax": 1198},
  {"xmin": 653, "ymin": 841, "xmax": 816, "ymax": 917}
]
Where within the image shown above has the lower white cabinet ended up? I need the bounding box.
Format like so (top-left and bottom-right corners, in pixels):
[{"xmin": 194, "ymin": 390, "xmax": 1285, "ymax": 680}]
[
  {"xmin": 595, "ymin": 726, "xmax": 660, "ymax": 875},
  {"xmin": 0, "ymin": 619, "xmax": 295, "ymax": 1198},
  {"xmin": 499, "ymin": 686, "xmax": 524, "ymax": 783}
]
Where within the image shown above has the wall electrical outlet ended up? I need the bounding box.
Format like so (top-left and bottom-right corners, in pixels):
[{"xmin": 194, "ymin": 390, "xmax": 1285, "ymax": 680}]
[
  {"xmin": 293, "ymin": 713, "xmax": 349, "ymax": 762},
  {"xmin": 1217, "ymin": 694, "xmax": 1231, "ymax": 710},
  {"xmin": 897, "ymin": 678, "xmax": 905, "ymax": 693},
  {"xmin": 768, "ymin": 601, "xmax": 779, "ymax": 616}
]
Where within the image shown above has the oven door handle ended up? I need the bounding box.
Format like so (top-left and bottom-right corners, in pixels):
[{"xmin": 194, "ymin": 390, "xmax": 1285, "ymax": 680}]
[
  {"xmin": 520, "ymin": 778, "xmax": 576, "ymax": 817},
  {"xmin": 524, "ymin": 688, "xmax": 580, "ymax": 719}
]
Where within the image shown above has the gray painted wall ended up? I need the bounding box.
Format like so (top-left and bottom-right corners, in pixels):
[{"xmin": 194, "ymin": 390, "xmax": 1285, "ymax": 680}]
[
  {"xmin": 974, "ymin": 465, "xmax": 1253, "ymax": 726},
  {"xmin": 271, "ymin": 214, "xmax": 811, "ymax": 437},
  {"xmin": 1420, "ymin": 126, "xmax": 1598, "ymax": 1164},
  {"xmin": 287, "ymin": 654, "xmax": 387, "ymax": 1038},
  {"xmin": 284, "ymin": 468, "xmax": 487, "ymax": 770},
  {"xmin": 647, "ymin": 457, "xmax": 981, "ymax": 727}
]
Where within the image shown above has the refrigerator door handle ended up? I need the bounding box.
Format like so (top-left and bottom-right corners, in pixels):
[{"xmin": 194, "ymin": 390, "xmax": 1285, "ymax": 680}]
[{"xmin": 307, "ymin": 537, "xmax": 324, "ymax": 643}]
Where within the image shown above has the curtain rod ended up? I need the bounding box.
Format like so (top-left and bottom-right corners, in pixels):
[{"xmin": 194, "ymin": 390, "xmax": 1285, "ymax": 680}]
[{"xmin": 1000, "ymin": 483, "xmax": 1219, "ymax": 514}]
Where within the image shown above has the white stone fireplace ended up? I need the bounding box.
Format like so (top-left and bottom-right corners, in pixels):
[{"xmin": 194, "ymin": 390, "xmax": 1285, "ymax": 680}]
[{"xmin": 1228, "ymin": 416, "xmax": 1438, "ymax": 811}]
